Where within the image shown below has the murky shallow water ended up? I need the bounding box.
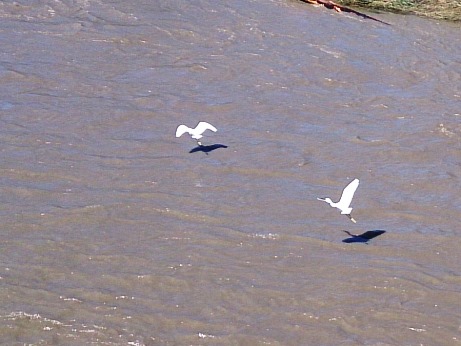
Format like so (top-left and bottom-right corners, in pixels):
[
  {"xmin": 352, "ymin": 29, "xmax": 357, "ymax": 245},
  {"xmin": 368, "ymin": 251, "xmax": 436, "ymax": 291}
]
[{"xmin": 0, "ymin": 0, "xmax": 460, "ymax": 344}]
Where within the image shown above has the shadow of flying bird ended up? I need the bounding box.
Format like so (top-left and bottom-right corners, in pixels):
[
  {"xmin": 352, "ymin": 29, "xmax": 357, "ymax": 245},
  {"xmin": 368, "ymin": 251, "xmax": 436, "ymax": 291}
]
[
  {"xmin": 189, "ymin": 144, "xmax": 228, "ymax": 154},
  {"xmin": 342, "ymin": 230, "xmax": 386, "ymax": 243}
]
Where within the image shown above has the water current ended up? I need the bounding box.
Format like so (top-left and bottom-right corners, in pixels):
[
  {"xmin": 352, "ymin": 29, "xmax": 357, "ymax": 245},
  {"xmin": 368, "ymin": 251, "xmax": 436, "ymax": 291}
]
[{"xmin": 0, "ymin": 0, "xmax": 460, "ymax": 344}]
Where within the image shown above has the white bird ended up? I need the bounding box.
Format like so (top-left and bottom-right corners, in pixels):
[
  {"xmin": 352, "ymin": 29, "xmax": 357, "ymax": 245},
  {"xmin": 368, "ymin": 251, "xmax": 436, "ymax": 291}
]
[
  {"xmin": 317, "ymin": 178, "xmax": 360, "ymax": 223},
  {"xmin": 175, "ymin": 121, "xmax": 217, "ymax": 146}
]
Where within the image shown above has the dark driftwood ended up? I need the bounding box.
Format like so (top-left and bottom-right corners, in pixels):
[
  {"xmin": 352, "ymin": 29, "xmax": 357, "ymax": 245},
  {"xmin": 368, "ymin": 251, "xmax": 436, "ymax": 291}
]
[{"xmin": 299, "ymin": 0, "xmax": 391, "ymax": 25}]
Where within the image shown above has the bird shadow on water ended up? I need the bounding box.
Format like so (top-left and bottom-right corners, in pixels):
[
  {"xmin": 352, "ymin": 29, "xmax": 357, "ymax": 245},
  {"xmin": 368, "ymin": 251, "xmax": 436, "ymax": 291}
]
[
  {"xmin": 189, "ymin": 144, "xmax": 228, "ymax": 154},
  {"xmin": 342, "ymin": 230, "xmax": 386, "ymax": 244}
]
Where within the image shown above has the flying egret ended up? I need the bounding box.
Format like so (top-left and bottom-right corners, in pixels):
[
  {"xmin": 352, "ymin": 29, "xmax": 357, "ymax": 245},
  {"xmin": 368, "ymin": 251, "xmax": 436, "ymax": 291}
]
[
  {"xmin": 317, "ymin": 178, "xmax": 359, "ymax": 223},
  {"xmin": 175, "ymin": 121, "xmax": 217, "ymax": 146}
]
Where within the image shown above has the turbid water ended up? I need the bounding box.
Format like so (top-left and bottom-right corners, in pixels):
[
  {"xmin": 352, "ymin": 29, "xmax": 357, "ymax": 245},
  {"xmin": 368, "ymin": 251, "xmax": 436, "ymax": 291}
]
[{"xmin": 0, "ymin": 0, "xmax": 460, "ymax": 345}]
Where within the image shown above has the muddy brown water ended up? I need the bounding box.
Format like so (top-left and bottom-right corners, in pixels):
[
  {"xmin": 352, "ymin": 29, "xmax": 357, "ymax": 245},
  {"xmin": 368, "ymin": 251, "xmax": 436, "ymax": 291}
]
[{"xmin": 0, "ymin": 0, "xmax": 460, "ymax": 345}]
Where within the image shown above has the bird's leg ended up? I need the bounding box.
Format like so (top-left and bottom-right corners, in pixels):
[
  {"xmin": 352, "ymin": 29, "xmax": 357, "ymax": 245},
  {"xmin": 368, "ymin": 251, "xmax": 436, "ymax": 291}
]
[{"xmin": 346, "ymin": 214, "xmax": 357, "ymax": 223}]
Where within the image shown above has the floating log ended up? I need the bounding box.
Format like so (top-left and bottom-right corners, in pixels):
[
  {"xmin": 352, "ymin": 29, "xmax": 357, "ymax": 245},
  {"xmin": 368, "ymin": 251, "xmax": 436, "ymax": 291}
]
[{"xmin": 299, "ymin": 0, "xmax": 391, "ymax": 25}]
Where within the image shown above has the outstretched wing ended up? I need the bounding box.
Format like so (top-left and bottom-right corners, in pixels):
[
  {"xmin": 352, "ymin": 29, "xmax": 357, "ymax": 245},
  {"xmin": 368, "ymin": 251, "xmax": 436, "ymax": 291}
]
[
  {"xmin": 176, "ymin": 124, "xmax": 191, "ymax": 138},
  {"xmin": 195, "ymin": 121, "xmax": 217, "ymax": 135},
  {"xmin": 337, "ymin": 178, "xmax": 359, "ymax": 209}
]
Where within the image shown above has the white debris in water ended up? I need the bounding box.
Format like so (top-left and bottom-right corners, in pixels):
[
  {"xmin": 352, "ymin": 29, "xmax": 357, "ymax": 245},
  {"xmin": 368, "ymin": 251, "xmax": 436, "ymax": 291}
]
[
  {"xmin": 128, "ymin": 341, "xmax": 144, "ymax": 346},
  {"xmin": 438, "ymin": 123, "xmax": 455, "ymax": 137},
  {"xmin": 115, "ymin": 295, "xmax": 134, "ymax": 300},
  {"xmin": 3, "ymin": 311, "xmax": 63, "ymax": 325},
  {"xmin": 250, "ymin": 233, "xmax": 280, "ymax": 240},
  {"xmin": 59, "ymin": 296, "xmax": 82, "ymax": 302},
  {"xmin": 198, "ymin": 332, "xmax": 216, "ymax": 339}
]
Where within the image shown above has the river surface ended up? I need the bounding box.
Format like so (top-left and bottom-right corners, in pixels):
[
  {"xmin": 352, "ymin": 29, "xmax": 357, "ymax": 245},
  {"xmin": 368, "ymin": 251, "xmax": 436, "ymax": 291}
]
[{"xmin": 0, "ymin": 0, "xmax": 460, "ymax": 345}]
